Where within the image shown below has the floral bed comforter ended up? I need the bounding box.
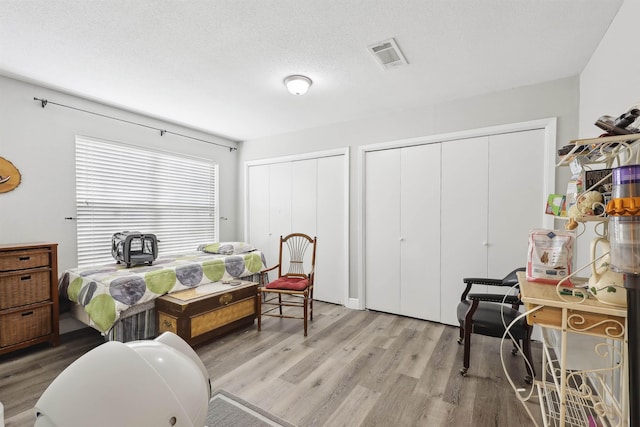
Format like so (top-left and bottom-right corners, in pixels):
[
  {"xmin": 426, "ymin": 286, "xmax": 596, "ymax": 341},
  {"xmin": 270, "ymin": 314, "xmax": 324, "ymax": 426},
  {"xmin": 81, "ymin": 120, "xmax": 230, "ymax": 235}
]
[{"xmin": 58, "ymin": 250, "xmax": 266, "ymax": 333}]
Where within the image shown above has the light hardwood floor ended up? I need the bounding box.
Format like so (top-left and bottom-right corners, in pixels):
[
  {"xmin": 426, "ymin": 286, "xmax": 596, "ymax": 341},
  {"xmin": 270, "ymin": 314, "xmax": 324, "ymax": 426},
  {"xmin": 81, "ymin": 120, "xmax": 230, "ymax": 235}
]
[{"xmin": 0, "ymin": 302, "xmax": 544, "ymax": 426}]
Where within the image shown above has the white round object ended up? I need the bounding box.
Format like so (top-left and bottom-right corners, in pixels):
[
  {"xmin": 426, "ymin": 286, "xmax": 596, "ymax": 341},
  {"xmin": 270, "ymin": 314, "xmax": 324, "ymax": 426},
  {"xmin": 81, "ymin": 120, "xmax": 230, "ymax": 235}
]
[{"xmin": 34, "ymin": 333, "xmax": 209, "ymax": 427}]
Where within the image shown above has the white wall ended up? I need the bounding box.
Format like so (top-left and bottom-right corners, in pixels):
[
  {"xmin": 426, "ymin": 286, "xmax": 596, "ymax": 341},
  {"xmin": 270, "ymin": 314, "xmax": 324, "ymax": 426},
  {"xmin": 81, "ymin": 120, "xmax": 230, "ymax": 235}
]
[
  {"xmin": 580, "ymin": 0, "xmax": 639, "ymax": 139},
  {"xmin": 239, "ymin": 76, "xmax": 581, "ymax": 299},
  {"xmin": 574, "ymin": 0, "xmax": 635, "ymax": 269},
  {"xmin": 0, "ymin": 76, "xmax": 239, "ymax": 272}
]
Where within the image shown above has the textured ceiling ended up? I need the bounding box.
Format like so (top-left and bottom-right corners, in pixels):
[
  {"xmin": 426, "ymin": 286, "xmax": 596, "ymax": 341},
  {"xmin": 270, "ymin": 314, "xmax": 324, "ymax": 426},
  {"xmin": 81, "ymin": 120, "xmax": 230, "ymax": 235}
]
[{"xmin": 0, "ymin": 0, "xmax": 623, "ymax": 141}]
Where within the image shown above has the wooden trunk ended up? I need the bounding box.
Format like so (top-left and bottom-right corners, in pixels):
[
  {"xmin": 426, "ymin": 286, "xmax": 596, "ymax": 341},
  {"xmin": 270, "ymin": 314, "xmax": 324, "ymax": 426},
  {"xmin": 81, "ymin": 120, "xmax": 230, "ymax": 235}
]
[{"xmin": 155, "ymin": 281, "xmax": 257, "ymax": 347}]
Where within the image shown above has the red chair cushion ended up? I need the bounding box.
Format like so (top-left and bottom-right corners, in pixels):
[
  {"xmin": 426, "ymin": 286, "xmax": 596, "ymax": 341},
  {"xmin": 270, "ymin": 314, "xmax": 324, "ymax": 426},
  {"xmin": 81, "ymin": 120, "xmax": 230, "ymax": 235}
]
[{"xmin": 265, "ymin": 277, "xmax": 309, "ymax": 291}]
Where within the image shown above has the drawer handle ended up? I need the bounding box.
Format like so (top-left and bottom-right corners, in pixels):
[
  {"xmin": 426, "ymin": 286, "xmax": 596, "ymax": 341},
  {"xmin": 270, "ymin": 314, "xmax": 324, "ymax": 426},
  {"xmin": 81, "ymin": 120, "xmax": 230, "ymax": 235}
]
[
  {"xmin": 163, "ymin": 320, "xmax": 173, "ymax": 328},
  {"xmin": 220, "ymin": 294, "xmax": 233, "ymax": 305},
  {"xmin": 21, "ymin": 311, "xmax": 34, "ymax": 317},
  {"xmin": 19, "ymin": 256, "xmax": 31, "ymax": 261},
  {"xmin": 21, "ymin": 275, "xmax": 32, "ymax": 281}
]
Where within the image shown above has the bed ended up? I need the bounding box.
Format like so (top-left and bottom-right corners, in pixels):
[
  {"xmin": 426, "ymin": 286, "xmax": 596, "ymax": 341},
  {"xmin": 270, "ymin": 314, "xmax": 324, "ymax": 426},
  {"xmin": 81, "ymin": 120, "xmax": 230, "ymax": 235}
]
[{"xmin": 58, "ymin": 243, "xmax": 266, "ymax": 342}]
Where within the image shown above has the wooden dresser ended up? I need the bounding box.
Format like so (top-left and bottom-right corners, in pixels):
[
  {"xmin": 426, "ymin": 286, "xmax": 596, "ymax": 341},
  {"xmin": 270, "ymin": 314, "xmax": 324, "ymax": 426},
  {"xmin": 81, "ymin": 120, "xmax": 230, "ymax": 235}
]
[
  {"xmin": 156, "ymin": 281, "xmax": 257, "ymax": 347},
  {"xmin": 0, "ymin": 242, "xmax": 59, "ymax": 355}
]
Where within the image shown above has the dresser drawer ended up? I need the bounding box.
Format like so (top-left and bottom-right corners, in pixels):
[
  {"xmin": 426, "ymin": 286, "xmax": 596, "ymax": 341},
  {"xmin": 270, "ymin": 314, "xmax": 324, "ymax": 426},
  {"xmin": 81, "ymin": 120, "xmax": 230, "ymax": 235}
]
[
  {"xmin": 0, "ymin": 269, "xmax": 51, "ymax": 309},
  {"xmin": 0, "ymin": 305, "xmax": 52, "ymax": 347},
  {"xmin": 0, "ymin": 243, "xmax": 58, "ymax": 355},
  {"xmin": 0, "ymin": 249, "xmax": 50, "ymax": 272}
]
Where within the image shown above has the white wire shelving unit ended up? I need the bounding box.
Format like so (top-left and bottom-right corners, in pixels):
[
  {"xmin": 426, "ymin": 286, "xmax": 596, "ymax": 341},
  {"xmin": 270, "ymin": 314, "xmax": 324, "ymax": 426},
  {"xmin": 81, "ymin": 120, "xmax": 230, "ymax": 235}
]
[
  {"xmin": 525, "ymin": 133, "xmax": 640, "ymax": 426},
  {"xmin": 518, "ymin": 273, "xmax": 628, "ymax": 427},
  {"xmin": 556, "ymin": 133, "xmax": 640, "ymax": 168}
]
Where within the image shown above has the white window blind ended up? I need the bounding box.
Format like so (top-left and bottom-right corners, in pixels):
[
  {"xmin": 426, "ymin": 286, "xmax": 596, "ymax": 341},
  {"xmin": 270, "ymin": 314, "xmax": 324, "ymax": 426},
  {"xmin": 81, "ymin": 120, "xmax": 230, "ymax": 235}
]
[{"xmin": 75, "ymin": 136, "xmax": 218, "ymax": 267}]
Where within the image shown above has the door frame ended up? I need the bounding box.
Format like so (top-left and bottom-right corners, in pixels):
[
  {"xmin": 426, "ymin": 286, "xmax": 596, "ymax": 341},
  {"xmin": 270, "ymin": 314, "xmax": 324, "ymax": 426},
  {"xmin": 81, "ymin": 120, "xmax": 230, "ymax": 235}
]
[
  {"xmin": 357, "ymin": 118, "xmax": 557, "ymax": 310},
  {"xmin": 243, "ymin": 147, "xmax": 350, "ymax": 306}
]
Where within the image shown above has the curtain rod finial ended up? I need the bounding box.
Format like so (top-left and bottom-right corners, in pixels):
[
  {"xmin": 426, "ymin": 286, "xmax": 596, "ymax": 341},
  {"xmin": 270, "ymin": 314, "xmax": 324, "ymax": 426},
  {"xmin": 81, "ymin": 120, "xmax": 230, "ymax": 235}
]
[{"xmin": 34, "ymin": 97, "xmax": 48, "ymax": 108}]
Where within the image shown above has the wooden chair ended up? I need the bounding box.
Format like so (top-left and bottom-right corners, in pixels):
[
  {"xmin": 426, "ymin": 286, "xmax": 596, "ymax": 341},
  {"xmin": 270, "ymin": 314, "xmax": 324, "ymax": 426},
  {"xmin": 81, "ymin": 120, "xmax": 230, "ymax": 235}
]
[
  {"xmin": 257, "ymin": 233, "xmax": 317, "ymax": 336},
  {"xmin": 456, "ymin": 267, "xmax": 535, "ymax": 384}
]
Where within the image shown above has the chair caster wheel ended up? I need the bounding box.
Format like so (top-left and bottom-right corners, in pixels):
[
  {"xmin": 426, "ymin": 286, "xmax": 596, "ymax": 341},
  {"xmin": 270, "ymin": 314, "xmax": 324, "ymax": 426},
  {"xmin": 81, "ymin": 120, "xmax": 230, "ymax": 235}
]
[
  {"xmin": 460, "ymin": 367, "xmax": 468, "ymax": 376},
  {"xmin": 511, "ymin": 348, "xmax": 519, "ymax": 356},
  {"xmin": 525, "ymin": 375, "xmax": 533, "ymax": 385},
  {"xmin": 457, "ymin": 337, "xmax": 463, "ymax": 345}
]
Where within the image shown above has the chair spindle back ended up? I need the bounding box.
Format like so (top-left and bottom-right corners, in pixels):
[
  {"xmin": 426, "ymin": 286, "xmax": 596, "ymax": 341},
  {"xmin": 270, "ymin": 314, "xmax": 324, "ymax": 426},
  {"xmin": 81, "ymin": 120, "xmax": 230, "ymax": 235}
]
[{"xmin": 280, "ymin": 233, "xmax": 316, "ymax": 279}]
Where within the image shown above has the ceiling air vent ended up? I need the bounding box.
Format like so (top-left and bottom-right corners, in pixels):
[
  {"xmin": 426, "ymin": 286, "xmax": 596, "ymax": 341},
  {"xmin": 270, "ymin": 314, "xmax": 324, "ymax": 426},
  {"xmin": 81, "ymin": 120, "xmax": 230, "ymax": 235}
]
[{"xmin": 368, "ymin": 38, "xmax": 408, "ymax": 70}]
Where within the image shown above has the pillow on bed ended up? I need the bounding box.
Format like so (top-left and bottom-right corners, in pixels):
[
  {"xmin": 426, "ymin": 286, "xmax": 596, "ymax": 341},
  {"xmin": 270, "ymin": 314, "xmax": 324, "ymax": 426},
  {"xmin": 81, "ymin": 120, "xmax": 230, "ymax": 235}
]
[{"xmin": 198, "ymin": 242, "xmax": 256, "ymax": 255}]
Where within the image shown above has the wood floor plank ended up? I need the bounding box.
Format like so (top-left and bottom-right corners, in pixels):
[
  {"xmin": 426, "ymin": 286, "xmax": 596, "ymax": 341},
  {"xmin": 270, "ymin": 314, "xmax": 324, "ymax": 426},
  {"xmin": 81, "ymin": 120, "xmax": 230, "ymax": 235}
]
[
  {"xmin": 320, "ymin": 384, "xmax": 381, "ymax": 427},
  {"xmin": 0, "ymin": 302, "xmax": 545, "ymax": 427},
  {"xmin": 417, "ymin": 397, "xmax": 457, "ymax": 426},
  {"xmin": 435, "ymin": 331, "xmax": 480, "ymax": 426},
  {"xmin": 414, "ymin": 326, "xmax": 458, "ymax": 395},
  {"xmin": 269, "ymin": 356, "xmax": 343, "ymax": 424},
  {"xmin": 359, "ymin": 373, "xmax": 418, "ymax": 426},
  {"xmin": 271, "ymin": 343, "xmax": 386, "ymax": 426},
  {"xmin": 198, "ymin": 324, "xmax": 291, "ymax": 379},
  {"xmin": 396, "ymin": 322, "xmax": 446, "ymax": 379},
  {"xmin": 483, "ymin": 336, "xmax": 542, "ymax": 426},
  {"xmin": 374, "ymin": 315, "xmax": 418, "ymax": 349},
  {"xmin": 293, "ymin": 346, "xmax": 389, "ymax": 427},
  {"xmin": 301, "ymin": 307, "xmax": 371, "ymax": 350},
  {"xmin": 329, "ymin": 312, "xmax": 394, "ymax": 364},
  {"xmin": 358, "ymin": 326, "xmax": 420, "ymax": 392},
  {"xmin": 209, "ymin": 334, "xmax": 316, "ymax": 394},
  {"xmin": 280, "ymin": 310, "xmax": 389, "ymax": 384},
  {"xmin": 241, "ymin": 376, "xmax": 298, "ymax": 411},
  {"xmin": 279, "ymin": 311, "xmax": 367, "ymax": 385}
]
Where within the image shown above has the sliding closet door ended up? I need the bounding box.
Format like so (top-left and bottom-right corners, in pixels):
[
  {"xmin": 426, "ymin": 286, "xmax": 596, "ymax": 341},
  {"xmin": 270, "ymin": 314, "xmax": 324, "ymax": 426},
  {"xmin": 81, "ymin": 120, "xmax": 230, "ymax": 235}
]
[
  {"xmin": 440, "ymin": 137, "xmax": 489, "ymax": 326},
  {"xmin": 291, "ymin": 157, "xmax": 345, "ymax": 305},
  {"xmin": 246, "ymin": 162, "xmax": 292, "ymax": 269},
  {"xmin": 364, "ymin": 143, "xmax": 441, "ymax": 320},
  {"xmin": 440, "ymin": 129, "xmax": 547, "ymax": 326},
  {"xmin": 291, "ymin": 159, "xmax": 317, "ymax": 237},
  {"xmin": 268, "ymin": 162, "xmax": 293, "ymax": 241},
  {"xmin": 247, "ymin": 165, "xmax": 271, "ymax": 263},
  {"xmin": 400, "ymin": 143, "xmax": 441, "ymax": 321},
  {"xmin": 365, "ymin": 148, "xmax": 401, "ymax": 314},
  {"xmin": 315, "ymin": 155, "xmax": 346, "ymax": 305},
  {"xmin": 487, "ymin": 130, "xmax": 545, "ymax": 279},
  {"xmin": 246, "ymin": 152, "xmax": 348, "ymax": 306}
]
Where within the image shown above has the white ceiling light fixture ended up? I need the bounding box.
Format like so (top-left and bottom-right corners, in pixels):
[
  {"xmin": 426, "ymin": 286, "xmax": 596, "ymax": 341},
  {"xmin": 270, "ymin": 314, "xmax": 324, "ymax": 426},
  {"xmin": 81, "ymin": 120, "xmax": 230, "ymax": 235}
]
[{"xmin": 284, "ymin": 75, "xmax": 312, "ymax": 95}]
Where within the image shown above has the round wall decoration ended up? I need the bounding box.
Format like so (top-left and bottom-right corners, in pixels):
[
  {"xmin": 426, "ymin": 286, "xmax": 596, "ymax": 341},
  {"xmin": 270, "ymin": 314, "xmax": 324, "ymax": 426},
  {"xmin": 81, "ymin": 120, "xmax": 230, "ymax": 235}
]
[{"xmin": 0, "ymin": 156, "xmax": 21, "ymax": 193}]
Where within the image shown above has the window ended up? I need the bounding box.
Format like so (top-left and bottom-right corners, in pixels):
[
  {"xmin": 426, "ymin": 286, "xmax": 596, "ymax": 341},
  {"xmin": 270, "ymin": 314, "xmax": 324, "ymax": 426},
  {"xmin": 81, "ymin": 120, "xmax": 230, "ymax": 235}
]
[{"xmin": 75, "ymin": 136, "xmax": 218, "ymax": 267}]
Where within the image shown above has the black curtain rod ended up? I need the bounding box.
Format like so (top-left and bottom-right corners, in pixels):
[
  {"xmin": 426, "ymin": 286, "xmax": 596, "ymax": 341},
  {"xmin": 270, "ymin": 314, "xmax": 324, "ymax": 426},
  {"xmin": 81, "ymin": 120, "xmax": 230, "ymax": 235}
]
[{"xmin": 33, "ymin": 97, "xmax": 238, "ymax": 152}]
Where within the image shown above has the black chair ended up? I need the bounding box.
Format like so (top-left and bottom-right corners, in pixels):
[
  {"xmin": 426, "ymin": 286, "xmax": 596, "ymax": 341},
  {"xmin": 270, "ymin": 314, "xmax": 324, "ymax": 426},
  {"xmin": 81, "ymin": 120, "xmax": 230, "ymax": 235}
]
[{"xmin": 456, "ymin": 267, "xmax": 535, "ymax": 384}]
